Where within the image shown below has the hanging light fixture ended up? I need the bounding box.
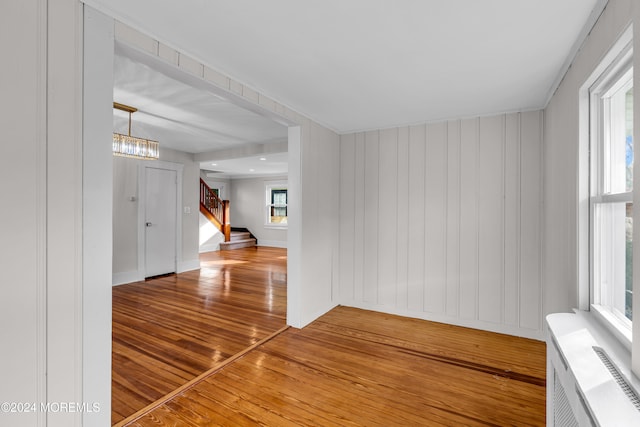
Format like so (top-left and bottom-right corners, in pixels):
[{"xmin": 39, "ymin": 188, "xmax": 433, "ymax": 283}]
[{"xmin": 112, "ymin": 102, "xmax": 159, "ymax": 160}]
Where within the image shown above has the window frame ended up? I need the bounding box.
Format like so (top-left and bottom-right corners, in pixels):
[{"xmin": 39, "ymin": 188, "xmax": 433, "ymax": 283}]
[
  {"xmin": 588, "ymin": 42, "xmax": 634, "ymax": 344},
  {"xmin": 265, "ymin": 181, "xmax": 288, "ymax": 228}
]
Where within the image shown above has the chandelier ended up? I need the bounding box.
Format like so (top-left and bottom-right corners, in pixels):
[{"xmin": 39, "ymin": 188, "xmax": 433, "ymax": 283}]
[{"xmin": 112, "ymin": 102, "xmax": 159, "ymax": 160}]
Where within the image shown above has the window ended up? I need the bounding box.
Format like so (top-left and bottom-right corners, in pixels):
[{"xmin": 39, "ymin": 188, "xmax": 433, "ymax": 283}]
[
  {"xmin": 265, "ymin": 182, "xmax": 287, "ymax": 226},
  {"xmin": 590, "ymin": 44, "xmax": 633, "ymax": 332}
]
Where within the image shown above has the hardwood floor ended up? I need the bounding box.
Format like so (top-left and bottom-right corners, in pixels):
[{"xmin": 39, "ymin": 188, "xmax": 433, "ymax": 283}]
[
  {"xmin": 122, "ymin": 306, "xmax": 546, "ymax": 426},
  {"xmin": 112, "ymin": 247, "xmax": 287, "ymax": 424}
]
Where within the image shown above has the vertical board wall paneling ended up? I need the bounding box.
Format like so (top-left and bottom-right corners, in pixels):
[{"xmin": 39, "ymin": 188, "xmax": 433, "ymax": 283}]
[
  {"xmin": 519, "ymin": 110, "xmax": 543, "ymax": 330},
  {"xmin": 459, "ymin": 118, "xmax": 480, "ymax": 320},
  {"xmin": 396, "ymin": 126, "xmax": 410, "ymax": 310},
  {"xmin": 477, "ymin": 115, "xmax": 505, "ymax": 324},
  {"xmin": 337, "ymin": 111, "xmax": 544, "ymax": 338},
  {"xmin": 1, "ymin": 1, "xmax": 44, "ymax": 419},
  {"xmin": 363, "ymin": 131, "xmax": 380, "ymax": 303},
  {"xmin": 354, "ymin": 133, "xmax": 366, "ymax": 302},
  {"xmin": 378, "ymin": 128, "xmax": 399, "ymax": 306},
  {"xmin": 424, "ymin": 122, "xmax": 448, "ymax": 313},
  {"xmin": 446, "ymin": 120, "xmax": 461, "ymax": 317},
  {"xmin": 504, "ymin": 113, "xmax": 521, "ymax": 327},
  {"xmin": 339, "ymin": 134, "xmax": 356, "ymax": 302},
  {"xmin": 407, "ymin": 125, "xmax": 427, "ymax": 312}
]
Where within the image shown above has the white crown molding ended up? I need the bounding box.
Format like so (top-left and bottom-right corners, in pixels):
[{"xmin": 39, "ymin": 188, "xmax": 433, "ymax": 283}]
[{"xmin": 544, "ymin": 0, "xmax": 610, "ymax": 106}]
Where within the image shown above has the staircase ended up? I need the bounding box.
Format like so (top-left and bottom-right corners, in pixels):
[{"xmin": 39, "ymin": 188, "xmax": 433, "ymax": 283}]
[
  {"xmin": 219, "ymin": 231, "xmax": 256, "ymax": 251},
  {"xmin": 200, "ymin": 178, "xmax": 231, "ymax": 241},
  {"xmin": 200, "ymin": 178, "xmax": 256, "ymax": 251}
]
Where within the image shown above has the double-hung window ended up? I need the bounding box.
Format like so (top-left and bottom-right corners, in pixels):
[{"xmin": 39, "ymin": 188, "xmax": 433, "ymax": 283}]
[
  {"xmin": 590, "ymin": 44, "xmax": 634, "ymax": 333},
  {"xmin": 265, "ymin": 181, "xmax": 288, "ymax": 226}
]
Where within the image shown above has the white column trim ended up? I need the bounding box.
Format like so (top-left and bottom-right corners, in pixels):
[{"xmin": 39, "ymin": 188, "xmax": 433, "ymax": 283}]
[
  {"xmin": 36, "ymin": 1, "xmax": 48, "ymax": 424},
  {"xmin": 82, "ymin": 7, "xmax": 113, "ymax": 425}
]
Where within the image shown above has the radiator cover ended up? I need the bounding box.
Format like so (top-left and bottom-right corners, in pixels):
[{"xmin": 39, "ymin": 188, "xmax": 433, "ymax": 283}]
[{"xmin": 547, "ymin": 312, "xmax": 640, "ymax": 426}]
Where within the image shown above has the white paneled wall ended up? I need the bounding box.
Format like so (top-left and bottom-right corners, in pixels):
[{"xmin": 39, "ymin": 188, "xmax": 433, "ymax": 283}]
[{"xmin": 338, "ymin": 111, "xmax": 543, "ymax": 339}]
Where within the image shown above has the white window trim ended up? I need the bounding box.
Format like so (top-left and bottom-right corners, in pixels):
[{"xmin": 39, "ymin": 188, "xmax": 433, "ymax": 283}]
[
  {"xmin": 265, "ymin": 180, "xmax": 288, "ymax": 229},
  {"xmin": 589, "ymin": 44, "xmax": 633, "ymax": 334},
  {"xmin": 579, "ymin": 25, "xmax": 636, "ymax": 364},
  {"xmin": 591, "ymin": 303, "xmax": 632, "ymax": 351}
]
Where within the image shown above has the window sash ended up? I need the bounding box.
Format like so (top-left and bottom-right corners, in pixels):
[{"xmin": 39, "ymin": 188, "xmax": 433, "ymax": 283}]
[
  {"xmin": 589, "ymin": 51, "xmax": 634, "ymax": 330},
  {"xmin": 591, "ymin": 200, "xmax": 633, "ymax": 325},
  {"xmin": 265, "ymin": 183, "xmax": 288, "ymax": 226}
]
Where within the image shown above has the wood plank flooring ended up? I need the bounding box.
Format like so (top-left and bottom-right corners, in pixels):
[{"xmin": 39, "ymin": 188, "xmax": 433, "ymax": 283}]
[
  {"xmin": 124, "ymin": 306, "xmax": 547, "ymax": 426},
  {"xmin": 112, "ymin": 247, "xmax": 287, "ymax": 424}
]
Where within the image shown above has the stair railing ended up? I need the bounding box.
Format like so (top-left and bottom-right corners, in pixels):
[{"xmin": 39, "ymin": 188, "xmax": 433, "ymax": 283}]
[{"xmin": 199, "ymin": 178, "xmax": 231, "ymax": 242}]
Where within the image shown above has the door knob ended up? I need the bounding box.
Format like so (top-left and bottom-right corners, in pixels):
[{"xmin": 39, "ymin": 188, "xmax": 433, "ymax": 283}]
[{"xmin": 146, "ymin": 222, "xmax": 152, "ymax": 227}]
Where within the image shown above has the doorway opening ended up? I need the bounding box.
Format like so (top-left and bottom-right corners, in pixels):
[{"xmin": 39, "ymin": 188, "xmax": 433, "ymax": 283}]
[{"xmin": 109, "ymin": 29, "xmax": 299, "ymax": 424}]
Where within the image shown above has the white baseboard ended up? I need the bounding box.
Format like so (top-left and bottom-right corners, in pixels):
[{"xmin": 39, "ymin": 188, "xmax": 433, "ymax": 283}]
[
  {"xmin": 178, "ymin": 259, "xmax": 200, "ymax": 273},
  {"xmin": 112, "ymin": 270, "xmax": 142, "ymax": 286},
  {"xmin": 258, "ymin": 240, "xmax": 287, "ymax": 248},
  {"xmin": 114, "ymin": 259, "xmax": 200, "ymax": 284},
  {"xmin": 199, "ymin": 243, "xmax": 220, "ymax": 253},
  {"xmin": 339, "ymin": 300, "xmax": 545, "ymax": 341},
  {"xmin": 290, "ymin": 302, "xmax": 338, "ymax": 329}
]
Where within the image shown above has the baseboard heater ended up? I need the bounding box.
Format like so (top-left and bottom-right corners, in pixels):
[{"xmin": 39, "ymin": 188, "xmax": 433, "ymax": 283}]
[{"xmin": 547, "ymin": 312, "xmax": 640, "ymax": 426}]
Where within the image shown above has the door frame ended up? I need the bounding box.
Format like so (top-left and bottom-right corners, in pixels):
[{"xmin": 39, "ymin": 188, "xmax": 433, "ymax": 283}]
[
  {"xmin": 137, "ymin": 161, "xmax": 184, "ymax": 278},
  {"xmin": 80, "ymin": 10, "xmax": 302, "ymax": 423}
]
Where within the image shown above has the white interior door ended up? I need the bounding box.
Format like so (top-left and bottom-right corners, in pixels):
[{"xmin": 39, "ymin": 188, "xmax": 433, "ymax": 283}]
[{"xmin": 145, "ymin": 167, "xmax": 177, "ymax": 277}]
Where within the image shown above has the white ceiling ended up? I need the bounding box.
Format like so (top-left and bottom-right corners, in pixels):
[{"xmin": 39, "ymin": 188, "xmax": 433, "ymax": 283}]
[
  {"xmin": 203, "ymin": 152, "xmax": 289, "ymax": 180},
  {"xmin": 113, "ymin": 54, "xmax": 289, "ymax": 154},
  {"xmin": 113, "ymin": 54, "xmax": 287, "ymax": 166},
  {"xmin": 94, "ymin": 0, "xmax": 604, "ymax": 176},
  {"xmin": 113, "ymin": 50, "xmax": 290, "ymax": 178}
]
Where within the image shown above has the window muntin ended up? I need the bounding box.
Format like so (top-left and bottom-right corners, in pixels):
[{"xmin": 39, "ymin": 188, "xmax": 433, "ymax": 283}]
[{"xmin": 591, "ymin": 51, "xmax": 633, "ymax": 326}]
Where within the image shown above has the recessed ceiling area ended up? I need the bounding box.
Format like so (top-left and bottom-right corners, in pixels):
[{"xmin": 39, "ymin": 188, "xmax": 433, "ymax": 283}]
[
  {"xmin": 113, "ymin": 51, "xmax": 289, "ymax": 176},
  {"xmin": 91, "ymin": 0, "xmax": 603, "ymax": 133},
  {"xmin": 202, "ymin": 152, "xmax": 289, "ymax": 179}
]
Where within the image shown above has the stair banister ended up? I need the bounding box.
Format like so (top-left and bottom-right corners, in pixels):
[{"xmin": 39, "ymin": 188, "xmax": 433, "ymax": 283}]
[{"xmin": 199, "ymin": 178, "xmax": 231, "ymax": 242}]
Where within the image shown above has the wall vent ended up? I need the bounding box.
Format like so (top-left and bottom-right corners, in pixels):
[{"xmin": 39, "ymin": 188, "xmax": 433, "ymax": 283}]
[
  {"xmin": 592, "ymin": 346, "xmax": 640, "ymax": 411},
  {"xmin": 553, "ymin": 371, "xmax": 579, "ymax": 427}
]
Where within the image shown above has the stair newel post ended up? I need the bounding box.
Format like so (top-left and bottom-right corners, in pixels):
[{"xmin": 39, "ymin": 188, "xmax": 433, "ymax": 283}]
[{"xmin": 223, "ymin": 200, "xmax": 231, "ymax": 242}]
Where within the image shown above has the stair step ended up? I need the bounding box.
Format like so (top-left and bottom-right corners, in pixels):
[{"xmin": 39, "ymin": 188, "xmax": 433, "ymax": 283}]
[
  {"xmin": 230, "ymin": 231, "xmax": 251, "ymax": 241},
  {"xmin": 220, "ymin": 238, "xmax": 256, "ymax": 251}
]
